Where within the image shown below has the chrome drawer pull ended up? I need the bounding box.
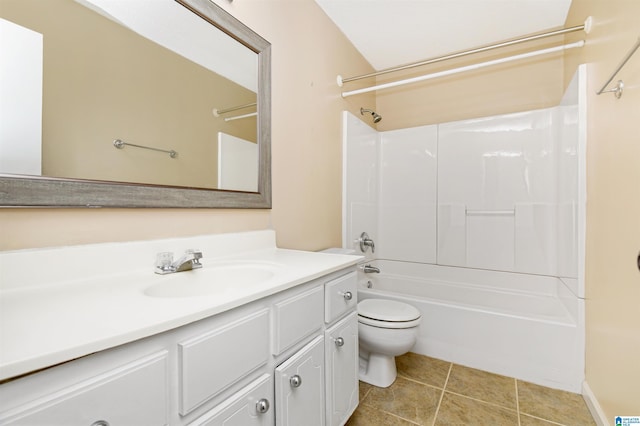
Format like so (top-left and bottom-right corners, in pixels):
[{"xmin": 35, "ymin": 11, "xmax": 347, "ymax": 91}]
[
  {"xmin": 339, "ymin": 291, "xmax": 353, "ymax": 301},
  {"xmin": 290, "ymin": 374, "xmax": 302, "ymax": 388},
  {"xmin": 256, "ymin": 398, "xmax": 270, "ymax": 414},
  {"xmin": 91, "ymin": 421, "xmax": 110, "ymax": 426}
]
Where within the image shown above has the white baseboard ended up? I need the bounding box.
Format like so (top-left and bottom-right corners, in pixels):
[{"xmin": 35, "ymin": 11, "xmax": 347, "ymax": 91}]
[{"xmin": 583, "ymin": 381, "xmax": 609, "ymax": 426}]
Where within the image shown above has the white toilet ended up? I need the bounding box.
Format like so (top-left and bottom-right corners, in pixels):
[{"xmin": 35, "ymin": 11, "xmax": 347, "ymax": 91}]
[{"xmin": 357, "ymin": 298, "xmax": 421, "ymax": 388}]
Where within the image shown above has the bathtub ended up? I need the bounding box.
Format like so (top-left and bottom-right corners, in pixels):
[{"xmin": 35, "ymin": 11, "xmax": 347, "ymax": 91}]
[{"xmin": 357, "ymin": 260, "xmax": 585, "ymax": 392}]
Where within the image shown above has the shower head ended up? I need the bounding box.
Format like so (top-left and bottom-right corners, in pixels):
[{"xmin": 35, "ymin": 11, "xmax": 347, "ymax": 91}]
[{"xmin": 360, "ymin": 108, "xmax": 382, "ymax": 123}]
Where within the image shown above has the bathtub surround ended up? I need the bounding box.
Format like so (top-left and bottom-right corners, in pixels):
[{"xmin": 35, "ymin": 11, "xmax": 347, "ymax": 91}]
[
  {"xmin": 343, "ymin": 66, "xmax": 586, "ymax": 393},
  {"xmin": 346, "ymin": 66, "xmax": 586, "ymax": 288}
]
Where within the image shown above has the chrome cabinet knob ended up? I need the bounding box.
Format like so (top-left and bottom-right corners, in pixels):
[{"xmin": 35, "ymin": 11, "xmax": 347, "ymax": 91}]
[
  {"xmin": 339, "ymin": 291, "xmax": 353, "ymax": 301},
  {"xmin": 334, "ymin": 337, "xmax": 344, "ymax": 347},
  {"xmin": 290, "ymin": 374, "xmax": 302, "ymax": 388},
  {"xmin": 256, "ymin": 398, "xmax": 270, "ymax": 414}
]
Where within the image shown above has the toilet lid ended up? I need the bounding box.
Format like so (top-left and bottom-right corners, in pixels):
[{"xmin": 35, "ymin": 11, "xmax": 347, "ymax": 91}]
[{"xmin": 358, "ymin": 299, "xmax": 421, "ymax": 322}]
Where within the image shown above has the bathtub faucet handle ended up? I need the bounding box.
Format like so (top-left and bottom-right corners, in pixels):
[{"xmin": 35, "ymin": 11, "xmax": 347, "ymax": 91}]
[{"xmin": 358, "ymin": 232, "xmax": 375, "ymax": 253}]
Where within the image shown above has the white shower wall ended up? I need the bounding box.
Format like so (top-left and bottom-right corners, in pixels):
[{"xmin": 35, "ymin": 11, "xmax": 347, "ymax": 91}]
[
  {"xmin": 437, "ymin": 109, "xmax": 559, "ymax": 276},
  {"xmin": 554, "ymin": 68, "xmax": 586, "ymax": 298},
  {"xmin": 342, "ymin": 112, "xmax": 378, "ymax": 262},
  {"xmin": 378, "ymin": 126, "xmax": 438, "ymax": 263},
  {"xmin": 343, "ymin": 66, "xmax": 585, "ymax": 296}
]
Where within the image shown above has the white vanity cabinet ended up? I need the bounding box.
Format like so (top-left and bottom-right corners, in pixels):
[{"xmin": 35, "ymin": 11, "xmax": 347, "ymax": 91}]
[
  {"xmin": 324, "ymin": 271, "xmax": 357, "ymax": 323},
  {"xmin": 275, "ymin": 336, "xmax": 326, "ymax": 426},
  {"xmin": 272, "ymin": 286, "xmax": 324, "ymax": 356},
  {"xmin": 0, "ymin": 266, "xmax": 358, "ymax": 426},
  {"xmin": 325, "ymin": 312, "xmax": 359, "ymax": 426},
  {"xmin": 323, "ymin": 272, "xmax": 359, "ymax": 426},
  {"xmin": 187, "ymin": 374, "xmax": 273, "ymax": 426},
  {"xmin": 0, "ymin": 350, "xmax": 170, "ymax": 425},
  {"xmin": 179, "ymin": 309, "xmax": 271, "ymax": 416}
]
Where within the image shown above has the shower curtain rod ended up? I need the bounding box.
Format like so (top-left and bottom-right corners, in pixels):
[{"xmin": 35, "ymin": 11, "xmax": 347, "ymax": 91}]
[
  {"xmin": 213, "ymin": 102, "xmax": 257, "ymax": 117},
  {"xmin": 224, "ymin": 112, "xmax": 258, "ymax": 122},
  {"xmin": 337, "ymin": 17, "xmax": 592, "ymax": 86},
  {"xmin": 340, "ymin": 40, "xmax": 585, "ymax": 98}
]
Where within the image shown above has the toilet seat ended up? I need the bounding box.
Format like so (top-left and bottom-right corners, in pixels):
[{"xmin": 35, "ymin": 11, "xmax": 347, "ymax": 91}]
[{"xmin": 358, "ymin": 299, "xmax": 421, "ymax": 329}]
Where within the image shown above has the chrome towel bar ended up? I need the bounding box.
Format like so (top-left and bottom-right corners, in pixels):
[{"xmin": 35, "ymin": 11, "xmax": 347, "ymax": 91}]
[{"xmin": 113, "ymin": 139, "xmax": 177, "ymax": 159}]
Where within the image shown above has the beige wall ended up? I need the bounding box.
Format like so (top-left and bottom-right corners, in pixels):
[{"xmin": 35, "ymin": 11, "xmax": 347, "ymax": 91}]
[
  {"xmin": 564, "ymin": 0, "xmax": 640, "ymax": 418},
  {"xmin": 0, "ymin": 0, "xmax": 374, "ymax": 252}
]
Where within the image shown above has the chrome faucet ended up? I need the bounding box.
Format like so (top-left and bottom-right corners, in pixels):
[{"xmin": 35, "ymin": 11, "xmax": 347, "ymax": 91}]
[
  {"xmin": 155, "ymin": 249, "xmax": 203, "ymax": 274},
  {"xmin": 358, "ymin": 232, "xmax": 376, "ymax": 253},
  {"xmin": 361, "ymin": 264, "xmax": 380, "ymax": 274}
]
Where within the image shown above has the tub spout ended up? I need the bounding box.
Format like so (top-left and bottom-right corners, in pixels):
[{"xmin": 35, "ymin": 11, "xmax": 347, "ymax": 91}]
[{"xmin": 361, "ymin": 264, "xmax": 380, "ymax": 274}]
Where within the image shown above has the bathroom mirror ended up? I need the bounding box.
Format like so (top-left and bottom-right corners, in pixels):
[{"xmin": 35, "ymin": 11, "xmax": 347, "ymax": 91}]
[{"xmin": 0, "ymin": 0, "xmax": 271, "ymax": 208}]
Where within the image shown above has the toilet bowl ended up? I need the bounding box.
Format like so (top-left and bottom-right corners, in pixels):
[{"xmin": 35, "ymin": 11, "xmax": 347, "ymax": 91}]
[{"xmin": 357, "ymin": 298, "xmax": 421, "ymax": 388}]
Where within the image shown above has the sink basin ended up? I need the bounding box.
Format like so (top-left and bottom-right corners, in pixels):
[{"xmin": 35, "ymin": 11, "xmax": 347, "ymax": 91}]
[{"xmin": 144, "ymin": 262, "xmax": 280, "ymax": 298}]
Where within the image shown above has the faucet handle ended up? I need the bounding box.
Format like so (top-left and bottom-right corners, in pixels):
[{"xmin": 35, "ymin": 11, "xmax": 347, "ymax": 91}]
[
  {"xmin": 192, "ymin": 249, "xmax": 203, "ymax": 267},
  {"xmin": 183, "ymin": 249, "xmax": 203, "ymax": 270},
  {"xmin": 155, "ymin": 252, "xmax": 174, "ymax": 274},
  {"xmin": 358, "ymin": 232, "xmax": 375, "ymax": 253}
]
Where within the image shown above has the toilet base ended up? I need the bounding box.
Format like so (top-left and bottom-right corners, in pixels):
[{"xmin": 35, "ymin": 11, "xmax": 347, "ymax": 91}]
[{"xmin": 359, "ymin": 352, "xmax": 397, "ymax": 388}]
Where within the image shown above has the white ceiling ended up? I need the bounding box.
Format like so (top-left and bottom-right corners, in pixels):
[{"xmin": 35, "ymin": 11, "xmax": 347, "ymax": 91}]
[{"xmin": 314, "ymin": 0, "xmax": 572, "ymax": 71}]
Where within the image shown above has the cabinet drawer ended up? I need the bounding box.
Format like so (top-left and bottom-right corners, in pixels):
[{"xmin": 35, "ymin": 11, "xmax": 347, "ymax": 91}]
[
  {"xmin": 0, "ymin": 351, "xmax": 168, "ymax": 426},
  {"xmin": 325, "ymin": 312, "xmax": 359, "ymax": 426},
  {"xmin": 325, "ymin": 271, "xmax": 357, "ymax": 323},
  {"xmin": 272, "ymin": 286, "xmax": 323, "ymax": 355},
  {"xmin": 275, "ymin": 336, "xmax": 325, "ymax": 426},
  {"xmin": 179, "ymin": 309, "xmax": 270, "ymax": 415},
  {"xmin": 189, "ymin": 374, "xmax": 273, "ymax": 426}
]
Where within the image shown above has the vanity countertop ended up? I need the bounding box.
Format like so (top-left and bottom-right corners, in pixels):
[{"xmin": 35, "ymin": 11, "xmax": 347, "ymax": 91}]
[{"xmin": 0, "ymin": 231, "xmax": 361, "ymax": 381}]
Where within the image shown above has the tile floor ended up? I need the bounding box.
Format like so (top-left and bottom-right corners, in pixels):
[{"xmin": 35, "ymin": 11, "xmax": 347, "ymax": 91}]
[{"xmin": 346, "ymin": 352, "xmax": 596, "ymax": 426}]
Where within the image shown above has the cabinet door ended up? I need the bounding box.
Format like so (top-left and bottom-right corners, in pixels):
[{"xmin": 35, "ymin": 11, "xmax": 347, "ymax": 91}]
[
  {"xmin": 0, "ymin": 351, "xmax": 168, "ymax": 426},
  {"xmin": 325, "ymin": 312, "xmax": 359, "ymax": 426},
  {"xmin": 189, "ymin": 374, "xmax": 273, "ymax": 426},
  {"xmin": 275, "ymin": 336, "xmax": 325, "ymax": 426}
]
